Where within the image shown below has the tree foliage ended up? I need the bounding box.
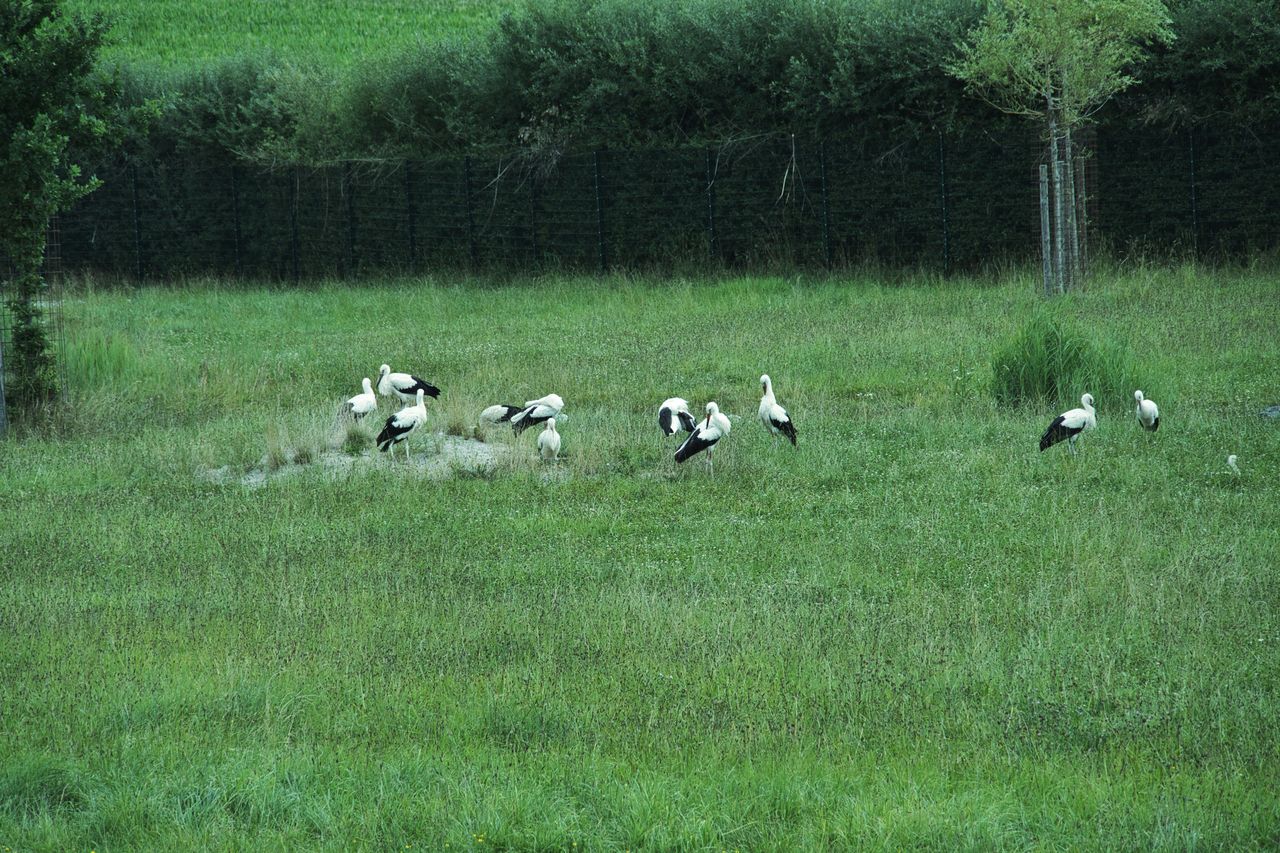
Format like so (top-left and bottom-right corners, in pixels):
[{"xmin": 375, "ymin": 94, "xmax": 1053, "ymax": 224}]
[
  {"xmin": 1, "ymin": 0, "xmax": 121, "ymax": 406},
  {"xmin": 949, "ymin": 0, "xmax": 1174, "ymax": 128}
]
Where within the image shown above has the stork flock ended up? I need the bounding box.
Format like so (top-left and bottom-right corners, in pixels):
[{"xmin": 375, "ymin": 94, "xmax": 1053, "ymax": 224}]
[
  {"xmin": 347, "ymin": 362, "xmax": 1171, "ymax": 472},
  {"xmin": 344, "ymin": 365, "xmax": 797, "ymax": 472}
]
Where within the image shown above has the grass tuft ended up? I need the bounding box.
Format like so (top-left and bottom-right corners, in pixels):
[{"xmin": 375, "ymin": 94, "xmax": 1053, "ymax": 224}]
[
  {"xmin": 990, "ymin": 308, "xmax": 1142, "ymax": 412},
  {"xmin": 64, "ymin": 329, "xmax": 135, "ymax": 389}
]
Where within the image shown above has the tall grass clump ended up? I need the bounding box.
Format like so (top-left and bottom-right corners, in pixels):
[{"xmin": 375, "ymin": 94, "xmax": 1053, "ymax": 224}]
[
  {"xmin": 991, "ymin": 309, "xmax": 1142, "ymax": 412},
  {"xmin": 65, "ymin": 330, "xmax": 136, "ymax": 390}
]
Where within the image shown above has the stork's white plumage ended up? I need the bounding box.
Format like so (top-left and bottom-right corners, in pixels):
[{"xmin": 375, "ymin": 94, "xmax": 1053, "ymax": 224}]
[
  {"xmin": 376, "ymin": 388, "xmax": 427, "ymax": 461},
  {"xmin": 537, "ymin": 418, "xmax": 561, "ymax": 461},
  {"xmin": 1227, "ymin": 454, "xmax": 1240, "ymax": 475},
  {"xmin": 1039, "ymin": 393, "xmax": 1097, "ymax": 455},
  {"xmin": 479, "ymin": 404, "xmax": 523, "ymax": 426},
  {"xmin": 1134, "ymin": 390, "xmax": 1160, "ymax": 431},
  {"xmin": 657, "ymin": 397, "xmax": 697, "ymax": 437},
  {"xmin": 377, "ymin": 363, "xmax": 441, "ymax": 403},
  {"xmin": 344, "ymin": 377, "xmax": 377, "ymax": 420},
  {"xmin": 675, "ymin": 401, "xmax": 732, "ymax": 473},
  {"xmin": 758, "ymin": 374, "xmax": 797, "ymax": 446},
  {"xmin": 511, "ymin": 393, "xmax": 564, "ymax": 436}
]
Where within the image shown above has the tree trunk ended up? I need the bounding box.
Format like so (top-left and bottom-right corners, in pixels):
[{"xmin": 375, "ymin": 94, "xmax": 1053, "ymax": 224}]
[
  {"xmin": 1064, "ymin": 124, "xmax": 1081, "ymax": 290},
  {"xmin": 1048, "ymin": 109, "xmax": 1066, "ymax": 295}
]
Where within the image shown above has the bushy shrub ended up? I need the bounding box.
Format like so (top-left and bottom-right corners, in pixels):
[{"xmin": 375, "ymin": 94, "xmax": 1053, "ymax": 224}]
[{"xmin": 991, "ymin": 310, "xmax": 1143, "ymax": 412}]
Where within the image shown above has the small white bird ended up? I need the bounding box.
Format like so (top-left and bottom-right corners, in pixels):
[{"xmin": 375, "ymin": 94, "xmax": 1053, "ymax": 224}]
[
  {"xmin": 758, "ymin": 374, "xmax": 797, "ymax": 446},
  {"xmin": 1040, "ymin": 393, "xmax": 1097, "ymax": 455},
  {"xmin": 376, "ymin": 388, "xmax": 427, "ymax": 461},
  {"xmin": 675, "ymin": 401, "xmax": 732, "ymax": 473},
  {"xmin": 657, "ymin": 397, "xmax": 697, "ymax": 437},
  {"xmin": 511, "ymin": 394, "xmax": 564, "ymax": 436},
  {"xmin": 537, "ymin": 418, "xmax": 561, "ymax": 461},
  {"xmin": 1134, "ymin": 390, "xmax": 1160, "ymax": 431},
  {"xmin": 344, "ymin": 377, "xmax": 378, "ymax": 420},
  {"xmin": 1227, "ymin": 454, "xmax": 1240, "ymax": 475},
  {"xmin": 377, "ymin": 364, "xmax": 441, "ymax": 404}
]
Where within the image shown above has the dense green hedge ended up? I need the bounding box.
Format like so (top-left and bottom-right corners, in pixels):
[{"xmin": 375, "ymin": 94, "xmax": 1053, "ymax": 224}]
[{"xmin": 98, "ymin": 0, "xmax": 1279, "ymax": 166}]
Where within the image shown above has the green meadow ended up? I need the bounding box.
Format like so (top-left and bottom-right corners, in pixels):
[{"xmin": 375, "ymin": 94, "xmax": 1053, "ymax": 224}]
[
  {"xmin": 67, "ymin": 0, "xmax": 502, "ymax": 68},
  {"xmin": 2, "ymin": 267, "xmax": 1278, "ymax": 849}
]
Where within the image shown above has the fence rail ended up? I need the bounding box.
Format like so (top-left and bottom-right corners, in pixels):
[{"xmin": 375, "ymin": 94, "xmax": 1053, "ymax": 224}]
[{"xmin": 53, "ymin": 125, "xmax": 1280, "ymax": 282}]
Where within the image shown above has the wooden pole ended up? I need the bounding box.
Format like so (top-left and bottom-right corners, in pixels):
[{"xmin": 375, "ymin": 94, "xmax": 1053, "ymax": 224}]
[
  {"xmin": 1039, "ymin": 164, "xmax": 1053, "ymax": 297},
  {"xmin": 593, "ymin": 150, "xmax": 607, "ymax": 272},
  {"xmin": 1064, "ymin": 126, "xmax": 1080, "ymax": 290},
  {"xmin": 705, "ymin": 148, "xmax": 717, "ymax": 263},
  {"xmin": 819, "ymin": 140, "xmax": 833, "ymax": 267},
  {"xmin": 937, "ymin": 129, "xmax": 950, "ymax": 276},
  {"xmin": 0, "ymin": 333, "xmax": 8, "ymax": 438}
]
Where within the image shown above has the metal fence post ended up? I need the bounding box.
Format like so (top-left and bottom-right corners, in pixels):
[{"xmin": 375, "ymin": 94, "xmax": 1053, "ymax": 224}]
[
  {"xmin": 290, "ymin": 166, "xmax": 301, "ymax": 283},
  {"xmin": 230, "ymin": 163, "xmax": 243, "ymax": 279},
  {"xmin": 937, "ymin": 130, "xmax": 950, "ymax": 276},
  {"xmin": 130, "ymin": 163, "xmax": 144, "ymax": 280},
  {"xmin": 1039, "ymin": 164, "xmax": 1052, "ymax": 297},
  {"xmin": 343, "ymin": 162, "xmax": 357, "ymax": 278},
  {"xmin": 1188, "ymin": 128, "xmax": 1199, "ymax": 258},
  {"xmin": 403, "ymin": 161, "xmax": 417, "ymax": 274},
  {"xmin": 705, "ymin": 148, "xmax": 717, "ymax": 263},
  {"xmin": 528, "ymin": 174, "xmax": 540, "ymax": 261},
  {"xmin": 593, "ymin": 150, "xmax": 607, "ymax": 272},
  {"xmin": 0, "ymin": 335, "xmax": 8, "ymax": 438},
  {"xmin": 462, "ymin": 157, "xmax": 477, "ymax": 267},
  {"xmin": 819, "ymin": 140, "xmax": 833, "ymax": 266}
]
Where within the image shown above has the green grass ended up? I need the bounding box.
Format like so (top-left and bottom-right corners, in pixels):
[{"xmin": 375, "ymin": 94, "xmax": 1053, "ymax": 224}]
[
  {"xmin": 69, "ymin": 0, "xmax": 506, "ymax": 68},
  {"xmin": 2, "ymin": 266, "xmax": 1279, "ymax": 849}
]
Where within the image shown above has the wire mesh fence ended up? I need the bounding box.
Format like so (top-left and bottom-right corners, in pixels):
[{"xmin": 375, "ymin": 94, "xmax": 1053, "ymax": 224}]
[{"xmin": 52, "ymin": 124, "xmax": 1280, "ymax": 284}]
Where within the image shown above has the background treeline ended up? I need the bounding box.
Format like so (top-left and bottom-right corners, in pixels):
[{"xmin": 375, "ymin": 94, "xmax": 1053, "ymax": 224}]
[
  {"xmin": 95, "ymin": 0, "xmax": 1279, "ymax": 166},
  {"xmin": 58, "ymin": 0, "xmax": 1280, "ymax": 279}
]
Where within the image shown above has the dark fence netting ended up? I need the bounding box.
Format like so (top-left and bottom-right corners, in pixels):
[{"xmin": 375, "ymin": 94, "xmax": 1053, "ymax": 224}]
[{"xmin": 58, "ymin": 124, "xmax": 1280, "ymax": 282}]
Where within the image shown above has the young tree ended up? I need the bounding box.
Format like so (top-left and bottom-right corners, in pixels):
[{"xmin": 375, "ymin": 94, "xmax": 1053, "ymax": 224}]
[
  {"xmin": 1, "ymin": 0, "xmax": 117, "ymax": 428},
  {"xmin": 949, "ymin": 0, "xmax": 1173, "ymax": 294}
]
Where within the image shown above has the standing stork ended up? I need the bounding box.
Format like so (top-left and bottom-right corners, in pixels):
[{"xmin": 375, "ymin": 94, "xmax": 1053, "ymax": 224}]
[
  {"xmin": 511, "ymin": 394, "xmax": 564, "ymax": 436},
  {"xmin": 675, "ymin": 402, "xmax": 732, "ymax": 474},
  {"xmin": 1227, "ymin": 454, "xmax": 1241, "ymax": 476},
  {"xmin": 376, "ymin": 388, "xmax": 427, "ymax": 461},
  {"xmin": 1134, "ymin": 390, "xmax": 1160, "ymax": 431},
  {"xmin": 1039, "ymin": 393, "xmax": 1097, "ymax": 455},
  {"xmin": 757, "ymin": 374, "xmax": 797, "ymax": 446},
  {"xmin": 537, "ymin": 418, "xmax": 561, "ymax": 461},
  {"xmin": 343, "ymin": 377, "xmax": 378, "ymax": 420},
  {"xmin": 377, "ymin": 364, "xmax": 441, "ymax": 404},
  {"xmin": 657, "ymin": 397, "xmax": 697, "ymax": 437}
]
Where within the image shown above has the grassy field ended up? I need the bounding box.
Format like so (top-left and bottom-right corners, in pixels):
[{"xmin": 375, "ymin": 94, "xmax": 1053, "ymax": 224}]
[
  {"xmin": 68, "ymin": 0, "xmax": 504, "ymax": 68},
  {"xmin": 2, "ymin": 266, "xmax": 1279, "ymax": 849}
]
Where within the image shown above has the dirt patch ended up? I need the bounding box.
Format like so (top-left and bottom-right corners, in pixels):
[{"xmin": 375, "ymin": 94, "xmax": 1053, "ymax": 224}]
[{"xmin": 200, "ymin": 432, "xmax": 512, "ymax": 489}]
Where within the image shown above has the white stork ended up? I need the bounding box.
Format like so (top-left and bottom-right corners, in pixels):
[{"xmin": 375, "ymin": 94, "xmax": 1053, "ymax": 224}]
[
  {"xmin": 675, "ymin": 401, "xmax": 732, "ymax": 473},
  {"xmin": 343, "ymin": 377, "xmax": 378, "ymax": 420},
  {"xmin": 377, "ymin": 364, "xmax": 441, "ymax": 404},
  {"xmin": 537, "ymin": 418, "xmax": 561, "ymax": 461},
  {"xmin": 1039, "ymin": 393, "xmax": 1097, "ymax": 455},
  {"xmin": 1227, "ymin": 454, "xmax": 1241, "ymax": 475},
  {"xmin": 1134, "ymin": 390, "xmax": 1160, "ymax": 431},
  {"xmin": 758, "ymin": 374, "xmax": 797, "ymax": 446},
  {"xmin": 511, "ymin": 394, "xmax": 564, "ymax": 436},
  {"xmin": 376, "ymin": 388, "xmax": 427, "ymax": 461},
  {"xmin": 657, "ymin": 397, "xmax": 697, "ymax": 437}
]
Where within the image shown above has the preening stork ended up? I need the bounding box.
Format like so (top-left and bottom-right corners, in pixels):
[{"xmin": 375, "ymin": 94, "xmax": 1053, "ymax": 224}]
[
  {"xmin": 757, "ymin": 374, "xmax": 797, "ymax": 446},
  {"xmin": 537, "ymin": 418, "xmax": 561, "ymax": 461},
  {"xmin": 1039, "ymin": 393, "xmax": 1097, "ymax": 455},
  {"xmin": 376, "ymin": 388, "xmax": 427, "ymax": 461},
  {"xmin": 377, "ymin": 364, "xmax": 441, "ymax": 404},
  {"xmin": 479, "ymin": 404, "xmax": 523, "ymax": 426},
  {"xmin": 657, "ymin": 397, "xmax": 697, "ymax": 437},
  {"xmin": 1134, "ymin": 390, "xmax": 1160, "ymax": 431},
  {"xmin": 344, "ymin": 377, "xmax": 377, "ymax": 420},
  {"xmin": 675, "ymin": 401, "xmax": 732, "ymax": 473},
  {"xmin": 511, "ymin": 394, "xmax": 564, "ymax": 436}
]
